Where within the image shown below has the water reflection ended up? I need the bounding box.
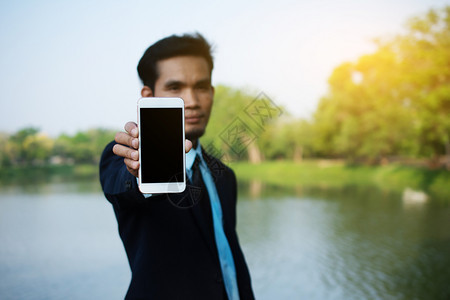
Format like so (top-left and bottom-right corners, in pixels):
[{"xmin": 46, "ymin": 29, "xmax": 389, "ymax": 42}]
[
  {"xmin": 237, "ymin": 181, "xmax": 450, "ymax": 300},
  {"xmin": 0, "ymin": 179, "xmax": 102, "ymax": 195},
  {"xmin": 0, "ymin": 180, "xmax": 449, "ymax": 299}
]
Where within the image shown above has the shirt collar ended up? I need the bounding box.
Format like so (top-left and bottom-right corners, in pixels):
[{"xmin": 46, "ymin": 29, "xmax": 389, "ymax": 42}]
[{"xmin": 186, "ymin": 140, "xmax": 203, "ymax": 171}]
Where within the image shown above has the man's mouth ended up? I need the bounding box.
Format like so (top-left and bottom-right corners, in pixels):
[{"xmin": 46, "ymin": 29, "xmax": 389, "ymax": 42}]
[{"xmin": 185, "ymin": 114, "xmax": 202, "ymax": 124}]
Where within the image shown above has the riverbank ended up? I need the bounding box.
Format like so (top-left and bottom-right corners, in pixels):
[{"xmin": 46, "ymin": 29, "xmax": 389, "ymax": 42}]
[
  {"xmin": 1, "ymin": 161, "xmax": 448, "ymax": 201},
  {"xmin": 0, "ymin": 164, "xmax": 98, "ymax": 186},
  {"xmin": 229, "ymin": 160, "xmax": 449, "ymax": 201}
]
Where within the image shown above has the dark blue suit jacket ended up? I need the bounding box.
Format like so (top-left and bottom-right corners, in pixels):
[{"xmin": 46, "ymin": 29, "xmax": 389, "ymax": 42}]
[{"xmin": 99, "ymin": 141, "xmax": 255, "ymax": 300}]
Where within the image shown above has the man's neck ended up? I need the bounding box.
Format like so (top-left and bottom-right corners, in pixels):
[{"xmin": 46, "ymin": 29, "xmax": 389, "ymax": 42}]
[{"xmin": 192, "ymin": 139, "xmax": 199, "ymax": 149}]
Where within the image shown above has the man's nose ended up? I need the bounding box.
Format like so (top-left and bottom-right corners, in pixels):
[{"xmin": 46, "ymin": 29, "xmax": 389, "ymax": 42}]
[{"xmin": 182, "ymin": 89, "xmax": 199, "ymax": 108}]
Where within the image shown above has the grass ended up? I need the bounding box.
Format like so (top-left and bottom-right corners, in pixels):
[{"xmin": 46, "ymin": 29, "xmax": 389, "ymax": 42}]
[
  {"xmin": 0, "ymin": 164, "xmax": 99, "ymax": 186},
  {"xmin": 1, "ymin": 161, "xmax": 448, "ymax": 201},
  {"xmin": 229, "ymin": 160, "xmax": 450, "ymax": 201}
]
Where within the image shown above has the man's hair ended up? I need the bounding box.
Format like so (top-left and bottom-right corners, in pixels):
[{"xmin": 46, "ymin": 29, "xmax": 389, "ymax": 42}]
[{"xmin": 137, "ymin": 33, "xmax": 214, "ymax": 92}]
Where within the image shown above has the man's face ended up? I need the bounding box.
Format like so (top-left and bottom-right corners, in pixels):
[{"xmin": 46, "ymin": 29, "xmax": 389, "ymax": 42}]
[{"xmin": 152, "ymin": 56, "xmax": 214, "ymax": 142}]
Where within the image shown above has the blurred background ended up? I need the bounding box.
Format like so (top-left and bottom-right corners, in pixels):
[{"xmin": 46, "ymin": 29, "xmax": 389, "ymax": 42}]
[{"xmin": 1, "ymin": 0, "xmax": 449, "ymax": 299}]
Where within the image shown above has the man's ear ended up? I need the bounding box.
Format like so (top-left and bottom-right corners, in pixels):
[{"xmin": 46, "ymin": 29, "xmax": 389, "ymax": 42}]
[{"xmin": 141, "ymin": 86, "xmax": 153, "ymax": 97}]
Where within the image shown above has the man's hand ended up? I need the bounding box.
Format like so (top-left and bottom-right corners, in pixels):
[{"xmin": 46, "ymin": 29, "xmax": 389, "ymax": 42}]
[
  {"xmin": 113, "ymin": 122, "xmax": 140, "ymax": 177},
  {"xmin": 113, "ymin": 121, "xmax": 193, "ymax": 178}
]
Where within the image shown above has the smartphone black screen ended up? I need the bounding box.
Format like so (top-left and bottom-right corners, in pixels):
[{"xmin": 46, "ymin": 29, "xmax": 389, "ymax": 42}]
[{"xmin": 140, "ymin": 108, "xmax": 183, "ymax": 183}]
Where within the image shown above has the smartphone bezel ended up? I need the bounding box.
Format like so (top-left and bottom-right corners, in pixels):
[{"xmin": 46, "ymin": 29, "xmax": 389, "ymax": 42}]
[{"xmin": 137, "ymin": 97, "xmax": 186, "ymax": 194}]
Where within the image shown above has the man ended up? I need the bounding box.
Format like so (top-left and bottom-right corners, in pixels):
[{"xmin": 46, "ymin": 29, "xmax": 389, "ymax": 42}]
[{"xmin": 99, "ymin": 33, "xmax": 255, "ymax": 300}]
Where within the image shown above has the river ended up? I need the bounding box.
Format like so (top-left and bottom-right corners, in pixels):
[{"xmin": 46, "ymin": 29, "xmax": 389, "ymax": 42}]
[{"xmin": 0, "ymin": 180, "xmax": 449, "ymax": 299}]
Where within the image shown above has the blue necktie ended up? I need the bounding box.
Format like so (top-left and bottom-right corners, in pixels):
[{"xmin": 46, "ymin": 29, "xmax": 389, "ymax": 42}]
[{"xmin": 192, "ymin": 154, "xmax": 240, "ymax": 300}]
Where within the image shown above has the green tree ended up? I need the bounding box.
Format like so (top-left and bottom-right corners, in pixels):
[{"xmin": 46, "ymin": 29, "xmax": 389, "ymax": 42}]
[
  {"xmin": 0, "ymin": 132, "xmax": 11, "ymax": 167},
  {"xmin": 398, "ymin": 7, "xmax": 450, "ymax": 163},
  {"xmin": 313, "ymin": 6, "xmax": 450, "ymax": 165},
  {"xmin": 7, "ymin": 127, "xmax": 41, "ymax": 165},
  {"xmin": 54, "ymin": 128, "xmax": 116, "ymax": 164},
  {"xmin": 22, "ymin": 133, "xmax": 54, "ymax": 165},
  {"xmin": 202, "ymin": 85, "xmax": 261, "ymax": 162},
  {"xmin": 257, "ymin": 118, "xmax": 314, "ymax": 161}
]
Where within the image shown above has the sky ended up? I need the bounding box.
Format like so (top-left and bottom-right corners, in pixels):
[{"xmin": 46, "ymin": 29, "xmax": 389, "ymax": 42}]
[{"xmin": 1, "ymin": 0, "xmax": 449, "ymax": 136}]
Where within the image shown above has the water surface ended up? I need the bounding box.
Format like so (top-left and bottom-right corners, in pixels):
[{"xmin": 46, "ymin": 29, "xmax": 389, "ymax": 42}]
[{"xmin": 0, "ymin": 181, "xmax": 449, "ymax": 299}]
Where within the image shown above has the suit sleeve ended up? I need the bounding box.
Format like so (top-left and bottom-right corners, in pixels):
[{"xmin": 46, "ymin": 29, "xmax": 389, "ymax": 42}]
[
  {"xmin": 99, "ymin": 141, "xmax": 183, "ymax": 211},
  {"xmin": 99, "ymin": 141, "xmax": 149, "ymax": 210}
]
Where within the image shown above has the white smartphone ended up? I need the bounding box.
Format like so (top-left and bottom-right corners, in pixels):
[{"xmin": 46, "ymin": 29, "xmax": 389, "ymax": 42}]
[{"xmin": 138, "ymin": 97, "xmax": 186, "ymax": 193}]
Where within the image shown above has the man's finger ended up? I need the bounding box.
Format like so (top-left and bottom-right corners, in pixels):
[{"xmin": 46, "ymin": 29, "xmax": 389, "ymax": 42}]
[
  {"xmin": 113, "ymin": 144, "xmax": 139, "ymax": 160},
  {"xmin": 185, "ymin": 139, "xmax": 193, "ymax": 153},
  {"xmin": 124, "ymin": 158, "xmax": 139, "ymax": 171},
  {"xmin": 115, "ymin": 132, "xmax": 139, "ymax": 149},
  {"xmin": 124, "ymin": 158, "xmax": 139, "ymax": 178},
  {"xmin": 125, "ymin": 122, "xmax": 138, "ymax": 138}
]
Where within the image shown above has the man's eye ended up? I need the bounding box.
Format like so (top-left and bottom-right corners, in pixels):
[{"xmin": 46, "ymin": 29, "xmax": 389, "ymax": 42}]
[
  {"xmin": 197, "ymin": 85, "xmax": 210, "ymax": 91},
  {"xmin": 168, "ymin": 86, "xmax": 180, "ymax": 91}
]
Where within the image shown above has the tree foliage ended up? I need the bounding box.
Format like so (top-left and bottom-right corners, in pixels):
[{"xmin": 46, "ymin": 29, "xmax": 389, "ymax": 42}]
[
  {"xmin": 202, "ymin": 85, "xmax": 286, "ymax": 162},
  {"xmin": 202, "ymin": 85, "xmax": 262, "ymax": 161},
  {"xmin": 1, "ymin": 7, "xmax": 448, "ymax": 167},
  {"xmin": 313, "ymin": 6, "xmax": 450, "ymax": 163},
  {"xmin": 0, "ymin": 128, "xmax": 116, "ymax": 167}
]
